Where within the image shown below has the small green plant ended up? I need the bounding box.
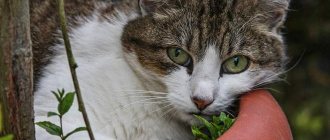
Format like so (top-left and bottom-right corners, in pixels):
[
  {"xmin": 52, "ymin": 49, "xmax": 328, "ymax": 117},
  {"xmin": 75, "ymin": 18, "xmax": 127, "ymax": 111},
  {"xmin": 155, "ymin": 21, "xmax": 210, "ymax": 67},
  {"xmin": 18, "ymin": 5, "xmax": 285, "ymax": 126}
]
[
  {"xmin": 36, "ymin": 89, "xmax": 86, "ymax": 140},
  {"xmin": 191, "ymin": 112, "xmax": 235, "ymax": 140},
  {"xmin": 0, "ymin": 105, "xmax": 13, "ymax": 140},
  {"xmin": 0, "ymin": 135, "xmax": 13, "ymax": 140}
]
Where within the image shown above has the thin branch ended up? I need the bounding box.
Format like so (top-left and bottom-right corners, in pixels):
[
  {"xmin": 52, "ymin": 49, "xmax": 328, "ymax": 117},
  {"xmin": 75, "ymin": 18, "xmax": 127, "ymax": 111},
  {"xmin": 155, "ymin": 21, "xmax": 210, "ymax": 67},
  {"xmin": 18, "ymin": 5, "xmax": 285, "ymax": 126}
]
[
  {"xmin": 56, "ymin": 0, "xmax": 95, "ymax": 139},
  {"xmin": 60, "ymin": 116, "xmax": 64, "ymax": 139}
]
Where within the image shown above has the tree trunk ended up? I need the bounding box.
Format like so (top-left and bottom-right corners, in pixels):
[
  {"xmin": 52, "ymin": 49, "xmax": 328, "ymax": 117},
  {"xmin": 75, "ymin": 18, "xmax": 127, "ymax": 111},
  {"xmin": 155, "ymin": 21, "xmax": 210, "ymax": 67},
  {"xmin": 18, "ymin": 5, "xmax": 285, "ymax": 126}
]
[{"xmin": 0, "ymin": 0, "xmax": 35, "ymax": 140}]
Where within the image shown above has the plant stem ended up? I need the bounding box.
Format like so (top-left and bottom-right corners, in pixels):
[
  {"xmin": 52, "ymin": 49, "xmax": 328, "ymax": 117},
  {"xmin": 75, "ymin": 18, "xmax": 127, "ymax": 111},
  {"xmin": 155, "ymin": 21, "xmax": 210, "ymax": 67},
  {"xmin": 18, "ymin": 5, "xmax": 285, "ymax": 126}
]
[
  {"xmin": 56, "ymin": 0, "xmax": 95, "ymax": 139},
  {"xmin": 60, "ymin": 115, "xmax": 64, "ymax": 139}
]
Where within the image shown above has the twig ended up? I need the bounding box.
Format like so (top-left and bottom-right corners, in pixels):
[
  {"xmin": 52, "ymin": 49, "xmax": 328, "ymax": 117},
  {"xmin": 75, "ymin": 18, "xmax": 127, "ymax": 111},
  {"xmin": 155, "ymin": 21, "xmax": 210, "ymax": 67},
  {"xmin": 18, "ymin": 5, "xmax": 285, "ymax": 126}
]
[
  {"xmin": 56, "ymin": 0, "xmax": 95, "ymax": 139},
  {"xmin": 60, "ymin": 115, "xmax": 64, "ymax": 139}
]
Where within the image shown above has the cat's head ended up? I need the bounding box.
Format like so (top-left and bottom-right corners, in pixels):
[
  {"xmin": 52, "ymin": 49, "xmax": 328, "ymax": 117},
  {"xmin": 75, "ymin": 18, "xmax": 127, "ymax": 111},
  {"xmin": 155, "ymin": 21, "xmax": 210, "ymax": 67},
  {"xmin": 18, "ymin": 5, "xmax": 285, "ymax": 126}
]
[{"xmin": 121, "ymin": 0, "xmax": 289, "ymax": 123}]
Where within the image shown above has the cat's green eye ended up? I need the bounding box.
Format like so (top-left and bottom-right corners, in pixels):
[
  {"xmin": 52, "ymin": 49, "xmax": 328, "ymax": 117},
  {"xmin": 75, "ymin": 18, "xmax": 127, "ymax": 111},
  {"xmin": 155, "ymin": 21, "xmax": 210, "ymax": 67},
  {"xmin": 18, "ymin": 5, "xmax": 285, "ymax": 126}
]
[
  {"xmin": 222, "ymin": 55, "xmax": 250, "ymax": 74},
  {"xmin": 167, "ymin": 48, "xmax": 192, "ymax": 67}
]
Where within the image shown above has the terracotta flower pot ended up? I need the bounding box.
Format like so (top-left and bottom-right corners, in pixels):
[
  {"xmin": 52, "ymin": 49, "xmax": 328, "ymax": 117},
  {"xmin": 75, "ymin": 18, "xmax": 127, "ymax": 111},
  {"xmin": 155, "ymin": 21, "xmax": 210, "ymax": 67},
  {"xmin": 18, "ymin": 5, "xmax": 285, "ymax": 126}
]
[{"xmin": 218, "ymin": 90, "xmax": 293, "ymax": 140}]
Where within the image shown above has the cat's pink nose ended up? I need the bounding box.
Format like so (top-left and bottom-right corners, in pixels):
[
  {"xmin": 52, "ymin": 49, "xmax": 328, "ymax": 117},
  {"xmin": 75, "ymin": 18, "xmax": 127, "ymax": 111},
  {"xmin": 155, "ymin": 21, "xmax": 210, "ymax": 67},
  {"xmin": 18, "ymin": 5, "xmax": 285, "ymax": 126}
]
[{"xmin": 192, "ymin": 97, "xmax": 213, "ymax": 110}]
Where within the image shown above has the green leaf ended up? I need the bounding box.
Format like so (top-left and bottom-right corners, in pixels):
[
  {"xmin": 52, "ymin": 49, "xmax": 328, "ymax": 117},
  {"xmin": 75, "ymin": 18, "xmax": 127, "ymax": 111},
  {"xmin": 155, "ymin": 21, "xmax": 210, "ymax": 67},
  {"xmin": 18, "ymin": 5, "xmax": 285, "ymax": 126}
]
[
  {"xmin": 213, "ymin": 115, "xmax": 221, "ymax": 125},
  {"xmin": 192, "ymin": 126, "xmax": 210, "ymax": 140},
  {"xmin": 58, "ymin": 92, "xmax": 75, "ymax": 115},
  {"xmin": 194, "ymin": 115, "xmax": 217, "ymax": 139},
  {"xmin": 36, "ymin": 121, "xmax": 62, "ymax": 136},
  {"xmin": 58, "ymin": 89, "xmax": 65, "ymax": 98},
  {"xmin": 63, "ymin": 127, "xmax": 87, "ymax": 140},
  {"xmin": 219, "ymin": 112, "xmax": 227, "ymax": 121},
  {"xmin": 211, "ymin": 122, "xmax": 221, "ymax": 134},
  {"xmin": 51, "ymin": 91, "xmax": 61, "ymax": 102},
  {"xmin": 47, "ymin": 112, "xmax": 59, "ymax": 117},
  {"xmin": 0, "ymin": 134, "xmax": 14, "ymax": 140},
  {"xmin": 219, "ymin": 113, "xmax": 235, "ymax": 131},
  {"xmin": 191, "ymin": 113, "xmax": 235, "ymax": 140}
]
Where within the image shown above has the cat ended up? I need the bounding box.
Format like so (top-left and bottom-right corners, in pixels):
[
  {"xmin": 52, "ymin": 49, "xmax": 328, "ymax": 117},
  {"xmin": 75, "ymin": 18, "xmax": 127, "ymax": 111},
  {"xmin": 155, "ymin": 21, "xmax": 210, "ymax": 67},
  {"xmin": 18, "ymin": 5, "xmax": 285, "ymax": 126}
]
[{"xmin": 32, "ymin": 0, "xmax": 290, "ymax": 139}]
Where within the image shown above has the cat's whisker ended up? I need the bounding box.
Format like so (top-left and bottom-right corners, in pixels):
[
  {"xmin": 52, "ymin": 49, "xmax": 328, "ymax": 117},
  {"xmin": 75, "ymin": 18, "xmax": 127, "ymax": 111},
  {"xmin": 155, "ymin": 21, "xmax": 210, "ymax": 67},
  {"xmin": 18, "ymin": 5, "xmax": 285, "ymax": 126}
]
[
  {"xmin": 108, "ymin": 98, "xmax": 170, "ymax": 115},
  {"xmin": 108, "ymin": 103, "xmax": 162, "ymax": 118},
  {"xmin": 254, "ymin": 79, "xmax": 277, "ymax": 88},
  {"xmin": 134, "ymin": 91, "xmax": 169, "ymax": 96},
  {"xmin": 159, "ymin": 107, "xmax": 176, "ymax": 120},
  {"xmin": 255, "ymin": 52, "xmax": 304, "ymax": 88},
  {"xmin": 107, "ymin": 97, "xmax": 169, "ymax": 104},
  {"xmin": 108, "ymin": 91, "xmax": 169, "ymax": 99},
  {"xmin": 237, "ymin": 10, "xmax": 287, "ymax": 34},
  {"xmin": 155, "ymin": 102, "xmax": 176, "ymax": 119},
  {"xmin": 213, "ymin": 98, "xmax": 236, "ymax": 109},
  {"xmin": 131, "ymin": 103, "xmax": 173, "ymax": 123},
  {"xmin": 167, "ymin": 96, "xmax": 189, "ymax": 106},
  {"xmin": 252, "ymin": 87, "xmax": 282, "ymax": 94},
  {"xmin": 164, "ymin": 109, "xmax": 177, "ymax": 122},
  {"xmin": 150, "ymin": 103, "xmax": 173, "ymax": 116},
  {"xmin": 258, "ymin": 64, "xmax": 301, "ymax": 86},
  {"xmin": 95, "ymin": 93, "xmax": 169, "ymax": 105},
  {"xmin": 109, "ymin": 101, "xmax": 171, "ymax": 117},
  {"xmin": 112, "ymin": 90, "xmax": 169, "ymax": 95},
  {"xmin": 120, "ymin": 100, "xmax": 170, "ymax": 109},
  {"xmin": 253, "ymin": 70, "xmax": 289, "ymax": 88},
  {"xmin": 103, "ymin": 91, "xmax": 170, "ymax": 99},
  {"xmin": 105, "ymin": 102, "xmax": 169, "ymax": 126},
  {"xmin": 110, "ymin": 95, "xmax": 169, "ymax": 100},
  {"xmin": 237, "ymin": 14, "xmax": 262, "ymax": 34},
  {"xmin": 254, "ymin": 76, "xmax": 287, "ymax": 88},
  {"xmin": 222, "ymin": 110, "xmax": 235, "ymax": 118},
  {"xmin": 113, "ymin": 89, "xmax": 169, "ymax": 94},
  {"xmin": 255, "ymin": 76, "xmax": 283, "ymax": 86}
]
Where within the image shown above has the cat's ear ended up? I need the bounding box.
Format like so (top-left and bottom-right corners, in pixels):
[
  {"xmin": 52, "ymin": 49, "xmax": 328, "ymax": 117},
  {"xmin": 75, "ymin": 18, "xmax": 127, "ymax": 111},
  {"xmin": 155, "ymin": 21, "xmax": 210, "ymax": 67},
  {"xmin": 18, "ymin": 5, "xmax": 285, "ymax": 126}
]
[
  {"xmin": 236, "ymin": 0, "xmax": 290, "ymax": 32},
  {"xmin": 258, "ymin": 0, "xmax": 290, "ymax": 31},
  {"xmin": 139, "ymin": 0, "xmax": 159, "ymax": 16},
  {"xmin": 138, "ymin": 0, "xmax": 180, "ymax": 16}
]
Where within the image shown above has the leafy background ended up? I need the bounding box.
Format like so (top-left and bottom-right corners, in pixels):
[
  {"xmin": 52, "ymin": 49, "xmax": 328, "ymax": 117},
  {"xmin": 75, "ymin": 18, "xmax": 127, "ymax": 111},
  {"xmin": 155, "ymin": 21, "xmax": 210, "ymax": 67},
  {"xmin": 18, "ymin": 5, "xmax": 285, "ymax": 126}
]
[{"xmin": 273, "ymin": 0, "xmax": 330, "ymax": 139}]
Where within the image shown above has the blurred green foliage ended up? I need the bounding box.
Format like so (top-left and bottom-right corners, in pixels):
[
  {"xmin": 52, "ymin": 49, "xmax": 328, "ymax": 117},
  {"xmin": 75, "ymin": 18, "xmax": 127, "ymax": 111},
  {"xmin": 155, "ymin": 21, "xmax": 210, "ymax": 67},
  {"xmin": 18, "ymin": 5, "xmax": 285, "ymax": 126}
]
[
  {"xmin": 271, "ymin": 0, "xmax": 330, "ymax": 139},
  {"xmin": 0, "ymin": 105, "xmax": 13, "ymax": 140}
]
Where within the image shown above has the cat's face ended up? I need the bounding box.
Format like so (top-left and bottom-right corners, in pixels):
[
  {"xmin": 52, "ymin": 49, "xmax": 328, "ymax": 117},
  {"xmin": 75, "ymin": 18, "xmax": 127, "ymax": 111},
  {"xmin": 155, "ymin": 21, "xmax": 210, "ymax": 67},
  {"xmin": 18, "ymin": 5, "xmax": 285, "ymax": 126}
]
[{"xmin": 122, "ymin": 0, "xmax": 289, "ymax": 123}]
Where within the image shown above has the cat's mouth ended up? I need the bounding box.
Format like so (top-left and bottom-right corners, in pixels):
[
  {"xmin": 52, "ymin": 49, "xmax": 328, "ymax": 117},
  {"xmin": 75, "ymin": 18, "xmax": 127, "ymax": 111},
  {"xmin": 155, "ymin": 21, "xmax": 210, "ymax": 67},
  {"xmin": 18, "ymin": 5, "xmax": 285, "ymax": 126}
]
[
  {"xmin": 175, "ymin": 99, "xmax": 240, "ymax": 125},
  {"xmin": 188, "ymin": 99, "xmax": 239, "ymax": 118},
  {"xmin": 188, "ymin": 111, "xmax": 215, "ymax": 116},
  {"xmin": 188, "ymin": 112, "xmax": 208, "ymax": 117},
  {"xmin": 189, "ymin": 112, "xmax": 212, "ymax": 120}
]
